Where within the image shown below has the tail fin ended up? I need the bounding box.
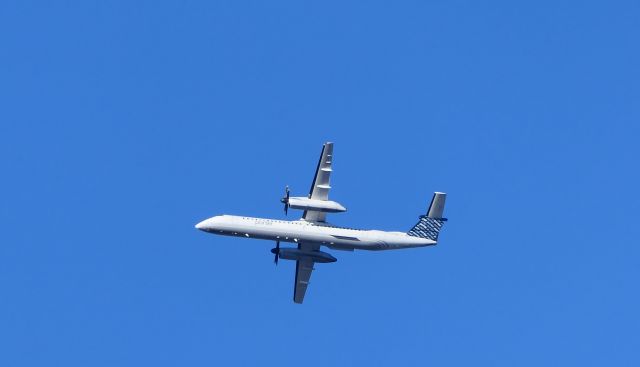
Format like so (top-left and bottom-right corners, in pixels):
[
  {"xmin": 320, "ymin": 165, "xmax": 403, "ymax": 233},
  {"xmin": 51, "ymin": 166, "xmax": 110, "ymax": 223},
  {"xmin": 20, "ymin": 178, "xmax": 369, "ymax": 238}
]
[{"xmin": 407, "ymin": 192, "xmax": 447, "ymax": 241}]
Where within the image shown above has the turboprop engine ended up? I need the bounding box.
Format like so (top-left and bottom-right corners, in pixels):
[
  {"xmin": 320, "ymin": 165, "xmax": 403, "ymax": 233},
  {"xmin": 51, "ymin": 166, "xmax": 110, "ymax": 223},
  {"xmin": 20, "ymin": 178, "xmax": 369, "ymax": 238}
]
[
  {"xmin": 280, "ymin": 186, "xmax": 347, "ymax": 215},
  {"xmin": 287, "ymin": 197, "xmax": 346, "ymax": 213},
  {"xmin": 270, "ymin": 247, "xmax": 337, "ymax": 263}
]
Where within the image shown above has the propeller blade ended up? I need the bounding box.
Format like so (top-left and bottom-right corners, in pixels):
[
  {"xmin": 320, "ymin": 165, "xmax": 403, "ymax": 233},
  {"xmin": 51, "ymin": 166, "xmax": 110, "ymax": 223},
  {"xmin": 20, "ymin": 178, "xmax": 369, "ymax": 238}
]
[
  {"xmin": 272, "ymin": 241, "xmax": 280, "ymax": 265},
  {"xmin": 282, "ymin": 185, "xmax": 290, "ymax": 215}
]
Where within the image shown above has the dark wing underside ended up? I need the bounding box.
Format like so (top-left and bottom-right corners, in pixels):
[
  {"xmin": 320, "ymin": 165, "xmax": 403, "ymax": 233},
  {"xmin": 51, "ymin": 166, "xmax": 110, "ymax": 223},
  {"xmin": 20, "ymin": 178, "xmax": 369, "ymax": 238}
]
[{"xmin": 293, "ymin": 242, "xmax": 320, "ymax": 304}]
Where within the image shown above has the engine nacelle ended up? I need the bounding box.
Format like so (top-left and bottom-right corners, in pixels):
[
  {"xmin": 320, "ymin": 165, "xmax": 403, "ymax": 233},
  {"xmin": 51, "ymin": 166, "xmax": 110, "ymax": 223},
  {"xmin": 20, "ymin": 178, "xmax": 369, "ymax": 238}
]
[
  {"xmin": 277, "ymin": 248, "xmax": 337, "ymax": 263},
  {"xmin": 287, "ymin": 197, "xmax": 346, "ymax": 213}
]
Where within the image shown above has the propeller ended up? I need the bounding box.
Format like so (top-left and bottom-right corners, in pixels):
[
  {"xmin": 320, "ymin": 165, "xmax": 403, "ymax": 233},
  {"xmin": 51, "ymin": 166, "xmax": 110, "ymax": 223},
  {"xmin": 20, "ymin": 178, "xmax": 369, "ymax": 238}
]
[
  {"xmin": 280, "ymin": 185, "xmax": 290, "ymax": 215},
  {"xmin": 270, "ymin": 241, "xmax": 280, "ymax": 265}
]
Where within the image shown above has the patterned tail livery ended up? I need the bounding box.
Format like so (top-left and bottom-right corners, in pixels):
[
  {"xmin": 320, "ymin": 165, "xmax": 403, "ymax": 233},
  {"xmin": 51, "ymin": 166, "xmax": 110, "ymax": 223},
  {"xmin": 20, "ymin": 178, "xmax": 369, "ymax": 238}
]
[{"xmin": 407, "ymin": 192, "xmax": 447, "ymax": 241}]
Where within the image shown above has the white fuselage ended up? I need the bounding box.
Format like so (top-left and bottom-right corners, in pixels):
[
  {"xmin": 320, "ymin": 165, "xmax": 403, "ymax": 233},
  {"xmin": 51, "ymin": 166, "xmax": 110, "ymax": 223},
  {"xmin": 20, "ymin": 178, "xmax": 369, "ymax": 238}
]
[{"xmin": 195, "ymin": 215, "xmax": 436, "ymax": 250}]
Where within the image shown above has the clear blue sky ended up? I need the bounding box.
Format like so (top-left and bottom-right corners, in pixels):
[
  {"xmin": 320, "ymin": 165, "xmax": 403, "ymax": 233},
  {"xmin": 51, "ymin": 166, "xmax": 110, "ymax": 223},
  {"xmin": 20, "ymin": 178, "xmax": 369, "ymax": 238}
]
[{"xmin": 1, "ymin": 1, "xmax": 639, "ymax": 366}]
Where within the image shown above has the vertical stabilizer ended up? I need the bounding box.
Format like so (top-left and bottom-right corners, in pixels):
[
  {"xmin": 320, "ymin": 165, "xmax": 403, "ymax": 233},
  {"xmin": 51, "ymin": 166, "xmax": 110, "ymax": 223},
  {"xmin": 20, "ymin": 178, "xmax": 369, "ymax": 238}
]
[
  {"xmin": 427, "ymin": 192, "xmax": 447, "ymax": 219},
  {"xmin": 407, "ymin": 192, "xmax": 448, "ymax": 241}
]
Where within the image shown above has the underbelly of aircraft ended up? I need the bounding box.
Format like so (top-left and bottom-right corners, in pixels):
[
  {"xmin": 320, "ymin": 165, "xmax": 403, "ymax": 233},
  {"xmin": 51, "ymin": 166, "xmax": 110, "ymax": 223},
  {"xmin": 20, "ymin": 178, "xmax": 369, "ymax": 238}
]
[{"xmin": 209, "ymin": 222, "xmax": 431, "ymax": 250}]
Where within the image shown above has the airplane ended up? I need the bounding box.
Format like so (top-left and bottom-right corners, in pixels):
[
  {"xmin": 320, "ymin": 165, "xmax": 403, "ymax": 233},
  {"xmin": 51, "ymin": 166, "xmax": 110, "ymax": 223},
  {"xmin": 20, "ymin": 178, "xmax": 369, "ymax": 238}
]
[{"xmin": 195, "ymin": 142, "xmax": 447, "ymax": 303}]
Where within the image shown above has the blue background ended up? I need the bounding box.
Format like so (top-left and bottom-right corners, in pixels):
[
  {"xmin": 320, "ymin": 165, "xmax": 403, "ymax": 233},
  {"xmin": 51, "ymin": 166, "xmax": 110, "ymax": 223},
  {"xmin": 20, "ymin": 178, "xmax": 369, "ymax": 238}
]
[{"xmin": 1, "ymin": 1, "xmax": 639, "ymax": 365}]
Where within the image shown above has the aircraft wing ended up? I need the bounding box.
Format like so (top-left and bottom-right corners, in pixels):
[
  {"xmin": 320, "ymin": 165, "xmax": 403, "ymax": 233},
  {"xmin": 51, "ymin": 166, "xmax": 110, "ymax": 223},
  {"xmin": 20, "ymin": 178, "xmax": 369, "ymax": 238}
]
[
  {"xmin": 302, "ymin": 142, "xmax": 333, "ymax": 222},
  {"xmin": 293, "ymin": 242, "xmax": 320, "ymax": 304}
]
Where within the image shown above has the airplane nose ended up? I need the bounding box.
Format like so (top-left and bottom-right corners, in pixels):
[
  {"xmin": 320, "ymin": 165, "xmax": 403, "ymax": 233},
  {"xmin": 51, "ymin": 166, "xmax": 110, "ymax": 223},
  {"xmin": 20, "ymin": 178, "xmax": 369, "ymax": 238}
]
[{"xmin": 195, "ymin": 219, "xmax": 208, "ymax": 231}]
